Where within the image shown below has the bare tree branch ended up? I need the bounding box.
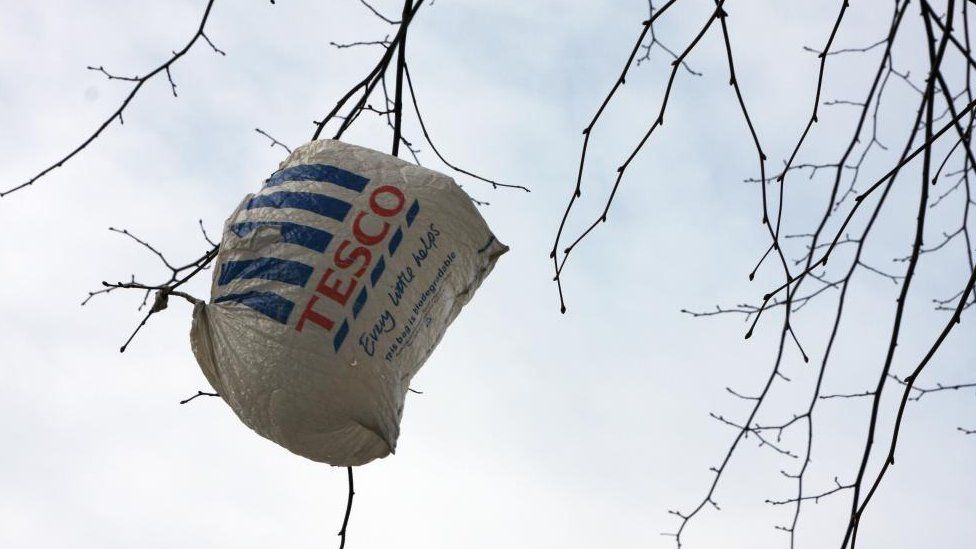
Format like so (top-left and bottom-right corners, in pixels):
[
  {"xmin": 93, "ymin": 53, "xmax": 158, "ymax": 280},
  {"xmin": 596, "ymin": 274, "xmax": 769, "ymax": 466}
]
[{"xmin": 3, "ymin": 0, "xmax": 223, "ymax": 197}]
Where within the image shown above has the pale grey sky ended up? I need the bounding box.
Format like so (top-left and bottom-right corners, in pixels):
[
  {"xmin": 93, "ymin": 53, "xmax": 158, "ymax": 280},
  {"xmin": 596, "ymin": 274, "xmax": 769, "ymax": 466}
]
[{"xmin": 1, "ymin": 1, "xmax": 973, "ymax": 548}]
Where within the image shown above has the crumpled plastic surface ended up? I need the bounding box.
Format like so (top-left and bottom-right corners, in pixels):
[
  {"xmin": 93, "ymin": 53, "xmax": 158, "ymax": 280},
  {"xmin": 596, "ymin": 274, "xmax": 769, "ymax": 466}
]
[{"xmin": 190, "ymin": 139, "xmax": 507, "ymax": 466}]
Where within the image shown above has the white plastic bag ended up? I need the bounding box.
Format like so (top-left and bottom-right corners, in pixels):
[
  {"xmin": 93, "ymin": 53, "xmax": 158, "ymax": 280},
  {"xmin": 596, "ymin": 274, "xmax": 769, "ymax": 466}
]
[{"xmin": 190, "ymin": 140, "xmax": 507, "ymax": 466}]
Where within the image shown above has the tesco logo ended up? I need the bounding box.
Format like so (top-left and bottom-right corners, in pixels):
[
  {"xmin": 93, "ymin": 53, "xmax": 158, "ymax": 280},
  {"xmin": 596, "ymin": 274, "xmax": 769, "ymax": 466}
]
[{"xmin": 295, "ymin": 184, "xmax": 407, "ymax": 346}]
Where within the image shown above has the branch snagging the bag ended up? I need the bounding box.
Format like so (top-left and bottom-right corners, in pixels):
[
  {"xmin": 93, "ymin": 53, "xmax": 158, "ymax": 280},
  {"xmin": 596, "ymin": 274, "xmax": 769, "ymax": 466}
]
[{"xmin": 190, "ymin": 140, "xmax": 507, "ymax": 466}]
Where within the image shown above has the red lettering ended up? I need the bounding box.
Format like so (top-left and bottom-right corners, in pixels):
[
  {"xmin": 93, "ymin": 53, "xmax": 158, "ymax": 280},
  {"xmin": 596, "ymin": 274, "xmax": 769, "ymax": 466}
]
[
  {"xmin": 334, "ymin": 240, "xmax": 371, "ymax": 277},
  {"xmin": 317, "ymin": 268, "xmax": 357, "ymax": 306},
  {"xmin": 294, "ymin": 186, "xmax": 411, "ymax": 333},
  {"xmin": 352, "ymin": 211, "xmax": 389, "ymax": 246},
  {"xmin": 369, "ymin": 185, "xmax": 405, "ymax": 217},
  {"xmin": 295, "ymin": 295, "xmax": 336, "ymax": 333}
]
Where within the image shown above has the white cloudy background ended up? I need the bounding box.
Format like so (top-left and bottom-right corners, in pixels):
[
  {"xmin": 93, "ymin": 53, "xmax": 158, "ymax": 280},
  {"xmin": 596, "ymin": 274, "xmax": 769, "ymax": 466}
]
[{"xmin": 1, "ymin": 1, "xmax": 973, "ymax": 548}]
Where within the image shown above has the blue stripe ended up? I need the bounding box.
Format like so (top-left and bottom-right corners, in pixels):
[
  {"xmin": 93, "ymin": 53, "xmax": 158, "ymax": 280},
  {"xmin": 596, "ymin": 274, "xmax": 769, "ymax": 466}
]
[
  {"xmin": 265, "ymin": 164, "xmax": 369, "ymax": 192},
  {"xmin": 477, "ymin": 236, "xmax": 496, "ymax": 254},
  {"xmin": 370, "ymin": 256, "xmax": 386, "ymax": 287},
  {"xmin": 218, "ymin": 257, "xmax": 314, "ymax": 287},
  {"xmin": 388, "ymin": 228, "xmax": 403, "ymax": 255},
  {"xmin": 352, "ymin": 287, "xmax": 368, "ymax": 319},
  {"xmin": 405, "ymin": 200, "xmax": 420, "ymax": 227},
  {"xmin": 333, "ymin": 319, "xmax": 350, "ymax": 352},
  {"xmin": 230, "ymin": 222, "xmax": 333, "ymax": 253},
  {"xmin": 246, "ymin": 191, "xmax": 352, "ymax": 222},
  {"xmin": 214, "ymin": 291, "xmax": 295, "ymax": 324}
]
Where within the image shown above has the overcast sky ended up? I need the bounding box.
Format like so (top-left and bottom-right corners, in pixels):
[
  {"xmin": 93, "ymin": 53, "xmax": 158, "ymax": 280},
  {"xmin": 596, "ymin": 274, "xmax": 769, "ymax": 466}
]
[{"xmin": 1, "ymin": 1, "xmax": 973, "ymax": 548}]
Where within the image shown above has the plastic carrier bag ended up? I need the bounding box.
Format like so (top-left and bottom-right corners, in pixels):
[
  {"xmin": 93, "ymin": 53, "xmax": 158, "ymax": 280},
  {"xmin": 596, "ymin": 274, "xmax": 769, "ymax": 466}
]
[{"xmin": 190, "ymin": 140, "xmax": 507, "ymax": 466}]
